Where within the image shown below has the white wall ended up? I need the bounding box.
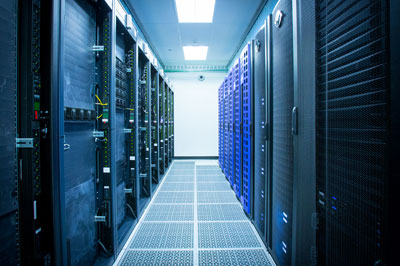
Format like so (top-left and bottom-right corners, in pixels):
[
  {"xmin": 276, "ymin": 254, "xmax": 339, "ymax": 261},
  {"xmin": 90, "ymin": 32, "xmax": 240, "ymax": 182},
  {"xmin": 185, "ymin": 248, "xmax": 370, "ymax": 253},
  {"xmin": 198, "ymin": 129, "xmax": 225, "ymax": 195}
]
[{"xmin": 168, "ymin": 71, "xmax": 226, "ymax": 157}]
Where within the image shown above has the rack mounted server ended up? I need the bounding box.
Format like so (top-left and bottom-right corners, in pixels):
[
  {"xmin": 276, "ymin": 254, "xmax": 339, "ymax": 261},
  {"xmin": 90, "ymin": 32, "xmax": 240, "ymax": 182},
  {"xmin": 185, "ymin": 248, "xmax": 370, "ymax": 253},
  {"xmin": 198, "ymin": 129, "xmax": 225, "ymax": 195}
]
[
  {"xmin": 218, "ymin": 0, "xmax": 399, "ymax": 265},
  {"xmin": 0, "ymin": 0, "xmax": 174, "ymax": 265}
]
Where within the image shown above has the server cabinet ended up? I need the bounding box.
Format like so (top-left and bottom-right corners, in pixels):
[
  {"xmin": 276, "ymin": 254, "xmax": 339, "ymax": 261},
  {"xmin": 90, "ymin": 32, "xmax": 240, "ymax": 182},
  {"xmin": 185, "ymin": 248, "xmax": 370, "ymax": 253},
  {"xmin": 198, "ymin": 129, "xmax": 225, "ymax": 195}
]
[
  {"xmin": 0, "ymin": 1, "xmax": 22, "ymax": 265},
  {"xmin": 17, "ymin": 1, "xmax": 56, "ymax": 264},
  {"xmin": 227, "ymin": 70, "xmax": 235, "ymax": 186},
  {"xmin": 240, "ymin": 42, "xmax": 253, "ymax": 216},
  {"xmin": 252, "ymin": 22, "xmax": 271, "ymax": 241},
  {"xmin": 223, "ymin": 77, "xmax": 229, "ymax": 176},
  {"xmin": 218, "ymin": 84, "xmax": 224, "ymax": 168},
  {"xmin": 150, "ymin": 65, "xmax": 159, "ymax": 187},
  {"xmin": 232, "ymin": 59, "xmax": 242, "ymax": 198},
  {"xmin": 159, "ymin": 77, "xmax": 165, "ymax": 175},
  {"xmin": 114, "ymin": 17, "xmax": 138, "ymax": 251},
  {"xmin": 168, "ymin": 88, "xmax": 173, "ymax": 162},
  {"xmin": 164, "ymin": 83, "xmax": 169, "ymax": 168},
  {"xmin": 315, "ymin": 1, "xmax": 390, "ymax": 265},
  {"xmin": 171, "ymin": 90, "xmax": 175, "ymax": 160},
  {"xmin": 137, "ymin": 51, "xmax": 151, "ymax": 211},
  {"xmin": 62, "ymin": 0, "xmax": 116, "ymax": 264},
  {"xmin": 270, "ymin": 0, "xmax": 294, "ymax": 264}
]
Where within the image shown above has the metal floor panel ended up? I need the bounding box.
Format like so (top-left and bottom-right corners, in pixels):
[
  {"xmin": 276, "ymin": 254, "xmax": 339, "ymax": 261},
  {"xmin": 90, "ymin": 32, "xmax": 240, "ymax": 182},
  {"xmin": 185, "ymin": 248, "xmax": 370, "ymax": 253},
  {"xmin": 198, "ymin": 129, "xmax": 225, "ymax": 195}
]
[
  {"xmin": 154, "ymin": 192, "xmax": 194, "ymax": 204},
  {"xmin": 165, "ymin": 175, "xmax": 195, "ymax": 183},
  {"xmin": 120, "ymin": 250, "xmax": 193, "ymax": 266},
  {"xmin": 198, "ymin": 222, "xmax": 261, "ymax": 248},
  {"xmin": 197, "ymin": 192, "xmax": 238, "ymax": 204},
  {"xmin": 160, "ymin": 182, "xmax": 194, "ymax": 191},
  {"xmin": 130, "ymin": 222, "xmax": 194, "ymax": 249},
  {"xmin": 197, "ymin": 182, "xmax": 231, "ymax": 191},
  {"xmin": 196, "ymin": 175, "xmax": 226, "ymax": 183},
  {"xmin": 145, "ymin": 204, "xmax": 194, "ymax": 221},
  {"xmin": 198, "ymin": 204, "xmax": 247, "ymax": 221},
  {"xmin": 199, "ymin": 250, "xmax": 272, "ymax": 266},
  {"xmin": 114, "ymin": 160, "xmax": 275, "ymax": 266}
]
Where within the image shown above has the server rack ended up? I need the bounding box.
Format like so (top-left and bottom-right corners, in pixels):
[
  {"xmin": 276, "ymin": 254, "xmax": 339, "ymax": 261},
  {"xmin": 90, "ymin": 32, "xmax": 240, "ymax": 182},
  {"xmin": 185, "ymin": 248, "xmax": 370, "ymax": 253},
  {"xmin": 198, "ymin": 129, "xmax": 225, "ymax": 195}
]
[
  {"xmin": 240, "ymin": 42, "xmax": 253, "ymax": 216},
  {"xmin": 227, "ymin": 70, "xmax": 235, "ymax": 187},
  {"xmin": 169, "ymin": 88, "xmax": 174, "ymax": 162},
  {"xmin": 233, "ymin": 59, "xmax": 242, "ymax": 198},
  {"xmin": 315, "ymin": 1, "xmax": 391, "ymax": 265},
  {"xmin": 159, "ymin": 76, "xmax": 165, "ymax": 175},
  {"xmin": 252, "ymin": 21, "xmax": 271, "ymax": 242},
  {"xmin": 137, "ymin": 50, "xmax": 151, "ymax": 210},
  {"xmin": 150, "ymin": 65, "xmax": 159, "ymax": 188},
  {"xmin": 171, "ymin": 89, "xmax": 175, "ymax": 158},
  {"xmin": 223, "ymin": 77, "xmax": 229, "ymax": 176},
  {"xmin": 164, "ymin": 83, "xmax": 169, "ymax": 168},
  {"xmin": 218, "ymin": 84, "xmax": 224, "ymax": 168}
]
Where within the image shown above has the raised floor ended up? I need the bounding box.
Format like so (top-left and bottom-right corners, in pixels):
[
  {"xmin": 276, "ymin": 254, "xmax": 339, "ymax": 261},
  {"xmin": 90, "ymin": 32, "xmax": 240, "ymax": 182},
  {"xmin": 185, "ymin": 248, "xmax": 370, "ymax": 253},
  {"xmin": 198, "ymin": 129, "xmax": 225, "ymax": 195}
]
[{"xmin": 113, "ymin": 160, "xmax": 275, "ymax": 266}]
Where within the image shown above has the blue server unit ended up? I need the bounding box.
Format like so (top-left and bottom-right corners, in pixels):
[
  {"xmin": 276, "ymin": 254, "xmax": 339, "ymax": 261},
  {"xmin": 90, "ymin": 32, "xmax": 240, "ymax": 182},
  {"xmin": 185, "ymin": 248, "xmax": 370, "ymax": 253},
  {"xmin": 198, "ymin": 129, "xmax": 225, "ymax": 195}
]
[
  {"xmin": 228, "ymin": 70, "xmax": 235, "ymax": 186},
  {"xmin": 218, "ymin": 84, "xmax": 224, "ymax": 168},
  {"xmin": 233, "ymin": 59, "xmax": 242, "ymax": 197},
  {"xmin": 223, "ymin": 77, "xmax": 229, "ymax": 176},
  {"xmin": 240, "ymin": 43, "xmax": 253, "ymax": 216}
]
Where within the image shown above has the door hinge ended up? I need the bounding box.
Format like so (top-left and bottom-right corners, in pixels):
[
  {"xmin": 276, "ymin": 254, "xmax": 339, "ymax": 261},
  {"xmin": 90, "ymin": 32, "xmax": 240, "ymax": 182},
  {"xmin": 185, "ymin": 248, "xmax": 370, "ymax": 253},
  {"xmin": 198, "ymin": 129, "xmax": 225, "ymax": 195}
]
[{"xmin": 16, "ymin": 138, "xmax": 34, "ymax": 148}]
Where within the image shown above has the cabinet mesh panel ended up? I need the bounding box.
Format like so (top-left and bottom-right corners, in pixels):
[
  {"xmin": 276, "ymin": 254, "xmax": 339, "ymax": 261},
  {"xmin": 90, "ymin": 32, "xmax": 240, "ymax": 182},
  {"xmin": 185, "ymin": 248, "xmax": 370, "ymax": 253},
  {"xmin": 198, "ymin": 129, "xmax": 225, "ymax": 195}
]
[{"xmin": 316, "ymin": 0, "xmax": 388, "ymax": 265}]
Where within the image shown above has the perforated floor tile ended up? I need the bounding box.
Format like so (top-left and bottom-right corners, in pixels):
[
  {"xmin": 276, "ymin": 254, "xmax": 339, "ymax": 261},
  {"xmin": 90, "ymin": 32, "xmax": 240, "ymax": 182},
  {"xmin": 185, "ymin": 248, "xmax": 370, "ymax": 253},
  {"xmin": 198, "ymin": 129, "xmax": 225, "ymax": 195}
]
[
  {"xmin": 199, "ymin": 250, "xmax": 272, "ymax": 266},
  {"xmin": 154, "ymin": 192, "xmax": 194, "ymax": 204},
  {"xmin": 196, "ymin": 175, "xmax": 227, "ymax": 183},
  {"xmin": 145, "ymin": 204, "xmax": 194, "ymax": 221},
  {"xmin": 119, "ymin": 250, "xmax": 193, "ymax": 266},
  {"xmin": 196, "ymin": 165, "xmax": 221, "ymax": 170},
  {"xmin": 198, "ymin": 222, "xmax": 260, "ymax": 248},
  {"xmin": 169, "ymin": 169, "xmax": 195, "ymax": 175},
  {"xmin": 196, "ymin": 169, "xmax": 224, "ymax": 176},
  {"xmin": 198, "ymin": 192, "xmax": 238, "ymax": 204},
  {"xmin": 197, "ymin": 182, "xmax": 232, "ymax": 191},
  {"xmin": 160, "ymin": 182, "xmax": 194, "ymax": 191},
  {"xmin": 165, "ymin": 175, "xmax": 195, "ymax": 183},
  {"xmin": 197, "ymin": 204, "xmax": 247, "ymax": 221},
  {"xmin": 174, "ymin": 162, "xmax": 195, "ymax": 166},
  {"xmin": 130, "ymin": 222, "xmax": 194, "ymax": 249}
]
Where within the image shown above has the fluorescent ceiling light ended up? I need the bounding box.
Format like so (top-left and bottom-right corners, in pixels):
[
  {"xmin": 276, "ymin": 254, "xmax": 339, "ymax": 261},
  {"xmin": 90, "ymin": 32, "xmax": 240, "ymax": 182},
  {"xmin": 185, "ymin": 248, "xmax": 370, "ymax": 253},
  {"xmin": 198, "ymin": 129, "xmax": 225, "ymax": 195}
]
[
  {"xmin": 183, "ymin": 46, "xmax": 208, "ymax": 60},
  {"xmin": 175, "ymin": 0, "xmax": 216, "ymax": 23}
]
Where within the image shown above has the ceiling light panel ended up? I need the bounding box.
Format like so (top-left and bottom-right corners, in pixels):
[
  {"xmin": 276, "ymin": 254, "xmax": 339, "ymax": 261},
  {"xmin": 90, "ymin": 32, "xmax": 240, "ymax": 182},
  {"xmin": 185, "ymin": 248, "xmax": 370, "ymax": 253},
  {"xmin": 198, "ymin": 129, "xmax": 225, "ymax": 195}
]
[
  {"xmin": 183, "ymin": 46, "xmax": 208, "ymax": 60},
  {"xmin": 175, "ymin": 0, "xmax": 216, "ymax": 23}
]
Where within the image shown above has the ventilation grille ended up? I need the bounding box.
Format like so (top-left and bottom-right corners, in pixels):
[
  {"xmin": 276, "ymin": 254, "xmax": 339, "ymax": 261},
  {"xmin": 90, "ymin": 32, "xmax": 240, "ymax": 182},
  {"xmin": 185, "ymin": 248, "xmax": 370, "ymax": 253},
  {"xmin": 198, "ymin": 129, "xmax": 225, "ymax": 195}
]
[{"xmin": 316, "ymin": 0, "xmax": 388, "ymax": 265}]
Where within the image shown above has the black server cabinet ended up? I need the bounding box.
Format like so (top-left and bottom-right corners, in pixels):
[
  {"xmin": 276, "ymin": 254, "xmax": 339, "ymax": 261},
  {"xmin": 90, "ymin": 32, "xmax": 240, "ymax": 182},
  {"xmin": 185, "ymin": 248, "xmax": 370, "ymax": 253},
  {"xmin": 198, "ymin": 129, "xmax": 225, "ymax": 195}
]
[
  {"xmin": 159, "ymin": 77, "xmax": 165, "ymax": 175},
  {"xmin": 252, "ymin": 21, "xmax": 272, "ymax": 243},
  {"xmin": 137, "ymin": 51, "xmax": 151, "ymax": 211},
  {"xmin": 150, "ymin": 65, "xmax": 159, "ymax": 187},
  {"xmin": 315, "ymin": 0, "xmax": 392, "ymax": 265},
  {"xmin": 168, "ymin": 88, "xmax": 173, "ymax": 162},
  {"xmin": 114, "ymin": 18, "xmax": 137, "ymax": 250},
  {"xmin": 62, "ymin": 0, "xmax": 117, "ymax": 264},
  {"xmin": 0, "ymin": 1, "xmax": 21, "ymax": 265},
  {"xmin": 171, "ymin": 91, "xmax": 175, "ymax": 159},
  {"xmin": 270, "ymin": 0, "xmax": 294, "ymax": 265},
  {"xmin": 164, "ymin": 83, "xmax": 169, "ymax": 168}
]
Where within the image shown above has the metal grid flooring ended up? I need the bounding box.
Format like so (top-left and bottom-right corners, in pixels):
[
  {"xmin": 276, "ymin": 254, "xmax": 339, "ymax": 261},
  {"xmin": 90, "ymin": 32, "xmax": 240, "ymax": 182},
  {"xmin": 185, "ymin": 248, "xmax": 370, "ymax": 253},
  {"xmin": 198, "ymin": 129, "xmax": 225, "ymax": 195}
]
[{"xmin": 114, "ymin": 160, "xmax": 275, "ymax": 266}]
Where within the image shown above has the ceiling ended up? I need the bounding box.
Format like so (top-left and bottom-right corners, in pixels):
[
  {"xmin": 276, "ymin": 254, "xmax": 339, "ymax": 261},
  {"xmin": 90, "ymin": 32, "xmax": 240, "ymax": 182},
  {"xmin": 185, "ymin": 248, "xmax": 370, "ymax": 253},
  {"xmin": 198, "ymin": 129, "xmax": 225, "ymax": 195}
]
[{"xmin": 126, "ymin": 0, "xmax": 264, "ymax": 71}]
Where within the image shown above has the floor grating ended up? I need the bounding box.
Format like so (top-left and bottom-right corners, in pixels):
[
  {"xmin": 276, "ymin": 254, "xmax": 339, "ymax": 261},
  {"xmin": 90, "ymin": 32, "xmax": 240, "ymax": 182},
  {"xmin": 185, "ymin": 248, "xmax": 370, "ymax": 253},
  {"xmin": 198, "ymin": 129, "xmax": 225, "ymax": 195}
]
[
  {"xmin": 197, "ymin": 204, "xmax": 247, "ymax": 221},
  {"xmin": 199, "ymin": 250, "xmax": 272, "ymax": 266},
  {"xmin": 197, "ymin": 182, "xmax": 231, "ymax": 191},
  {"xmin": 154, "ymin": 191, "xmax": 194, "ymax": 204},
  {"xmin": 160, "ymin": 182, "xmax": 194, "ymax": 191},
  {"xmin": 197, "ymin": 191, "xmax": 238, "ymax": 204},
  {"xmin": 114, "ymin": 160, "xmax": 274, "ymax": 266},
  {"xmin": 120, "ymin": 250, "xmax": 193, "ymax": 266},
  {"xmin": 145, "ymin": 204, "xmax": 194, "ymax": 221},
  {"xmin": 198, "ymin": 222, "xmax": 261, "ymax": 248},
  {"xmin": 130, "ymin": 222, "xmax": 194, "ymax": 249}
]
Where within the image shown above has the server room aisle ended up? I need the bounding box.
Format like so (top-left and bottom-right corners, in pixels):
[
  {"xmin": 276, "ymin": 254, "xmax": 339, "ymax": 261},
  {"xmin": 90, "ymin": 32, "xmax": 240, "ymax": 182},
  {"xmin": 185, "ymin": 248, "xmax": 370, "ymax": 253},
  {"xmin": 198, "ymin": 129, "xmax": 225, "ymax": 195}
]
[{"xmin": 113, "ymin": 160, "xmax": 275, "ymax": 266}]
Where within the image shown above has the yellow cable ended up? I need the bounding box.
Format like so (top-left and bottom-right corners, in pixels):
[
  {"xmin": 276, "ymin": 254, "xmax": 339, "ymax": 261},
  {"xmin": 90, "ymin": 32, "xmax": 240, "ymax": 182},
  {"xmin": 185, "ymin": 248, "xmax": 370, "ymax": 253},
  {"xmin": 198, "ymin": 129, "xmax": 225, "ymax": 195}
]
[
  {"xmin": 97, "ymin": 114, "xmax": 103, "ymax": 119},
  {"xmin": 95, "ymin": 94, "xmax": 108, "ymax": 106}
]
